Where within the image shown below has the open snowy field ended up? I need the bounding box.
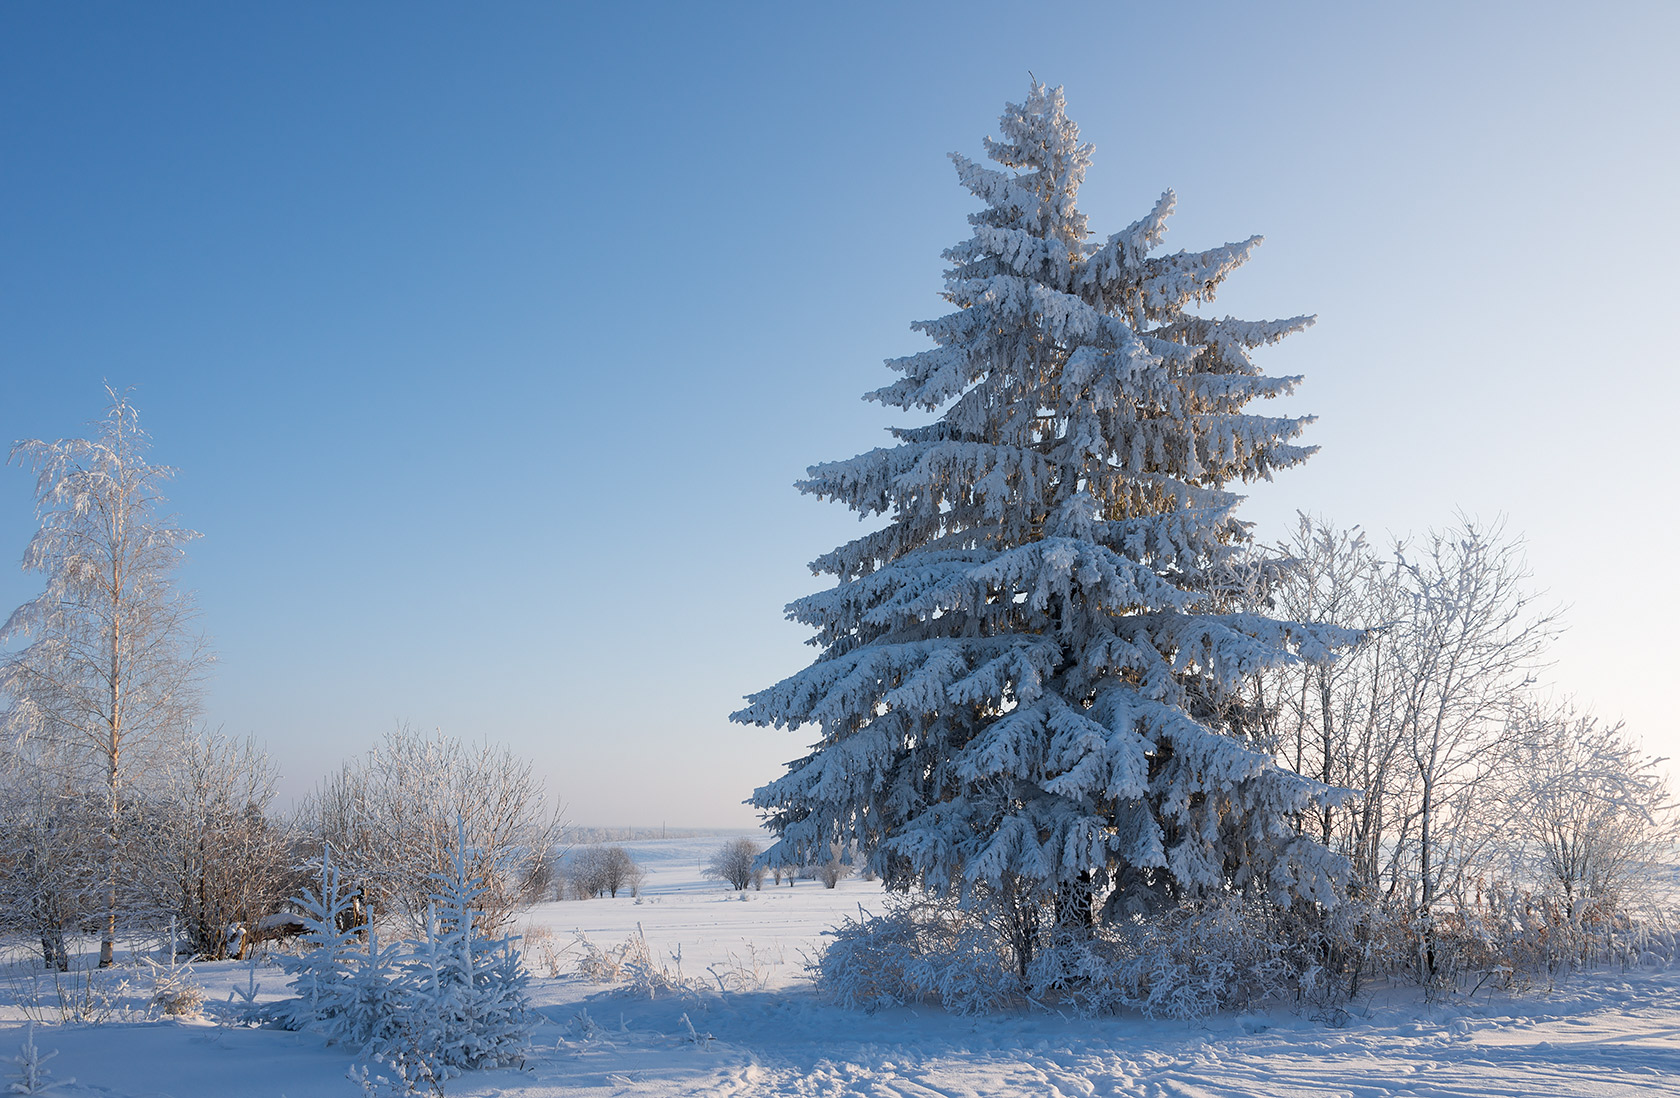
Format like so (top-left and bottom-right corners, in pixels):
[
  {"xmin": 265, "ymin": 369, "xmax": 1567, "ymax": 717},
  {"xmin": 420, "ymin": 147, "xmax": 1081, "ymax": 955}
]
[{"xmin": 3, "ymin": 835, "xmax": 1677, "ymax": 1097}]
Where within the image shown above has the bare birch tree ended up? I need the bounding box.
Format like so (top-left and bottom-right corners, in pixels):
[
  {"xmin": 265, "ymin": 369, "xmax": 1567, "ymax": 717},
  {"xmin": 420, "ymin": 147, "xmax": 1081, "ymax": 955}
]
[
  {"xmin": 1387, "ymin": 518, "xmax": 1557, "ymax": 979},
  {"xmin": 1, "ymin": 389, "xmax": 209, "ymax": 965}
]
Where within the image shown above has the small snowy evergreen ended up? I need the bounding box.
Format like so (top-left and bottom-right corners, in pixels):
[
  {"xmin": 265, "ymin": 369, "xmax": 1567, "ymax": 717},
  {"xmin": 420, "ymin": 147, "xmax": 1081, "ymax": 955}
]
[
  {"xmin": 6, "ymin": 1026, "xmax": 71, "ymax": 1096},
  {"xmin": 272, "ymin": 844, "xmax": 366, "ymax": 1035},
  {"xmin": 326, "ymin": 925, "xmax": 406, "ymax": 1054},
  {"xmin": 380, "ymin": 831, "xmax": 533, "ymax": 1078},
  {"xmin": 273, "ymin": 826, "xmax": 534, "ymax": 1080},
  {"xmin": 735, "ymin": 83, "xmax": 1354, "ymax": 960}
]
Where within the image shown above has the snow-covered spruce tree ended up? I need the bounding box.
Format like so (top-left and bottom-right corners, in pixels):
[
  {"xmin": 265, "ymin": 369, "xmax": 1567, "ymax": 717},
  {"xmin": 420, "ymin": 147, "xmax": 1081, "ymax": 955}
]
[{"xmin": 734, "ymin": 84, "xmax": 1353, "ymax": 979}]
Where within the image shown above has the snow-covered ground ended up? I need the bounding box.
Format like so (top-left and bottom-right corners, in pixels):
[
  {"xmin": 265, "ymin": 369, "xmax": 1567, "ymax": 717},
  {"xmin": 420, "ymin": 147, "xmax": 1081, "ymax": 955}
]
[{"xmin": 4, "ymin": 835, "xmax": 1677, "ymax": 1097}]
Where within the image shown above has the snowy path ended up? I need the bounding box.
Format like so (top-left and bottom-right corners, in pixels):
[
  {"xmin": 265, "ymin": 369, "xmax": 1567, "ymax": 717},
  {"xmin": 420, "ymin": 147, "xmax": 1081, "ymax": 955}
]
[{"xmin": 510, "ymin": 973, "xmax": 1680, "ymax": 1098}]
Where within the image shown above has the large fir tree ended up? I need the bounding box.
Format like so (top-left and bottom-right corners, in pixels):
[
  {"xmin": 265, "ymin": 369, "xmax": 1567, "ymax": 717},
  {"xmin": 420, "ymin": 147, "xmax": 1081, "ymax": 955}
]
[{"xmin": 734, "ymin": 84, "xmax": 1350, "ymax": 929}]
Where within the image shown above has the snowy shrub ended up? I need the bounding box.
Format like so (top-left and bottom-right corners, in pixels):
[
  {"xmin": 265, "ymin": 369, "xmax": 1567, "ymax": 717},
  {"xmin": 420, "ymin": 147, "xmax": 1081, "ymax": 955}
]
[
  {"xmin": 1029, "ymin": 902, "xmax": 1307, "ymax": 1019},
  {"xmin": 816, "ymin": 844, "xmax": 853, "ymax": 889},
  {"xmin": 0, "ymin": 781, "xmax": 100, "ymax": 972},
  {"xmin": 1409, "ymin": 883, "xmax": 1679, "ymax": 995},
  {"xmin": 144, "ymin": 731, "xmax": 294, "ymax": 961},
  {"xmin": 347, "ymin": 1051, "xmax": 438, "ymax": 1098},
  {"xmin": 309, "ymin": 727, "xmax": 563, "ymax": 934},
  {"xmin": 819, "ymin": 890, "xmax": 1333, "ymax": 1019},
  {"xmin": 1305, "ymin": 872, "xmax": 1680, "ymax": 999},
  {"xmin": 570, "ymin": 926, "xmax": 694, "ymax": 997},
  {"xmin": 817, "ymin": 893, "xmax": 1019, "ymax": 1014},
  {"xmin": 145, "ymin": 942, "xmax": 203, "ymax": 1018}
]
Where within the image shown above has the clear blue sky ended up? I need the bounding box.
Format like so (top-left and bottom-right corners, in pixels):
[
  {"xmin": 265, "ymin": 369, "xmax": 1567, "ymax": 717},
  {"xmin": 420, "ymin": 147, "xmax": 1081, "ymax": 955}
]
[{"xmin": 3, "ymin": 3, "xmax": 1676, "ymax": 826}]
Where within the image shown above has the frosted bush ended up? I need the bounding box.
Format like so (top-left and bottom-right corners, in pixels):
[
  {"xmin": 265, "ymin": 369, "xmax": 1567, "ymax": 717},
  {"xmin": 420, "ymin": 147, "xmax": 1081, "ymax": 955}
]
[
  {"xmin": 570, "ymin": 926, "xmax": 693, "ymax": 997},
  {"xmin": 1029, "ymin": 903, "xmax": 1301, "ymax": 1020},
  {"xmin": 1400, "ymin": 887, "xmax": 1680, "ymax": 995},
  {"xmin": 818, "ymin": 892, "xmax": 1321, "ymax": 1019},
  {"xmin": 145, "ymin": 925, "xmax": 204, "ymax": 1018},
  {"xmin": 817, "ymin": 893, "xmax": 1019, "ymax": 1014},
  {"xmin": 147, "ymin": 963, "xmax": 204, "ymax": 1018}
]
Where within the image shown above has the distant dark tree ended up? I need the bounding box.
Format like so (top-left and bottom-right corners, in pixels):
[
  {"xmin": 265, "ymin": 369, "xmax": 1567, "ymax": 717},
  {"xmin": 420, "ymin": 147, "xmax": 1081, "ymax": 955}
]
[
  {"xmin": 817, "ymin": 843, "xmax": 853, "ymax": 889},
  {"xmin": 568, "ymin": 845, "xmax": 645, "ymax": 898},
  {"xmin": 705, "ymin": 838, "xmax": 763, "ymax": 891}
]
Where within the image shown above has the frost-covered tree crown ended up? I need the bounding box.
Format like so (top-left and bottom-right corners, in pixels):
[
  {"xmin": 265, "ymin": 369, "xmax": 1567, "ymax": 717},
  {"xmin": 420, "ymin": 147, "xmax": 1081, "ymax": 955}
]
[{"xmin": 735, "ymin": 83, "xmax": 1352, "ymax": 916}]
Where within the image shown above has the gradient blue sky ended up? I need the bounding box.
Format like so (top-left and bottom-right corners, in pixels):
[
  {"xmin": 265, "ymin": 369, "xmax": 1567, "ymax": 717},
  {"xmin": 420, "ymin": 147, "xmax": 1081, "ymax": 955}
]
[{"xmin": 3, "ymin": 3, "xmax": 1676, "ymax": 826}]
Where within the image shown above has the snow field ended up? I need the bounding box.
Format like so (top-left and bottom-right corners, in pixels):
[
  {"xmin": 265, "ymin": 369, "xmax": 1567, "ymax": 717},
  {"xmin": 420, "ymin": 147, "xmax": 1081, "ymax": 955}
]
[
  {"xmin": 2, "ymin": 836, "xmax": 1676, "ymax": 1097},
  {"xmin": 526, "ymin": 834, "xmax": 887, "ymax": 988}
]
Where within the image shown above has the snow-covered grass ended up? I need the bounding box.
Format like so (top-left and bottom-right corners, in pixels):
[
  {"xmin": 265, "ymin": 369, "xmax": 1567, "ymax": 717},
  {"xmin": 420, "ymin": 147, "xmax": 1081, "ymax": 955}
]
[{"xmin": 4, "ymin": 835, "xmax": 1678, "ymax": 1097}]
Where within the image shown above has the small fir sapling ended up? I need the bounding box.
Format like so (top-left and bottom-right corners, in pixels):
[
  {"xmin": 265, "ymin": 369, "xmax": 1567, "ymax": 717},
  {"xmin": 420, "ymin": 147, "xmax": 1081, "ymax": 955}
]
[
  {"xmin": 226, "ymin": 951, "xmax": 265, "ymax": 1024},
  {"xmin": 278, "ymin": 822, "xmax": 535, "ymax": 1077},
  {"xmin": 271, "ymin": 843, "xmax": 366, "ymax": 1033},
  {"xmin": 373, "ymin": 820, "xmax": 534, "ymax": 1078},
  {"xmin": 326, "ymin": 925, "xmax": 406, "ymax": 1055},
  {"xmin": 6, "ymin": 1025, "xmax": 72, "ymax": 1096}
]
